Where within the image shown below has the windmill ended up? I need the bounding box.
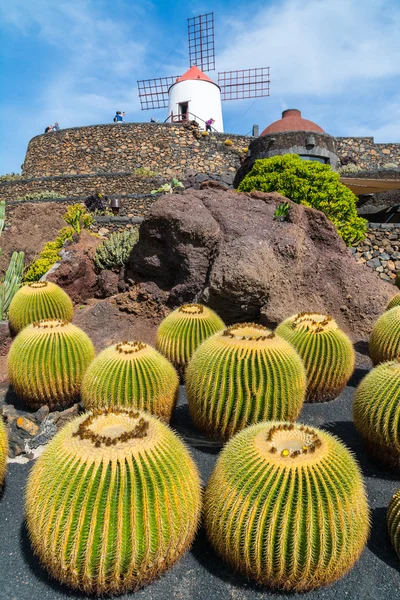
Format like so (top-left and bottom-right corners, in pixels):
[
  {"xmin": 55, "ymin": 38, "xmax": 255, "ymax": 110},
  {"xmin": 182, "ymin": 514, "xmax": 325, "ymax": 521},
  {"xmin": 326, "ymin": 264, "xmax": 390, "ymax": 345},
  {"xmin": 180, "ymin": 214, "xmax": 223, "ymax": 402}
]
[{"xmin": 137, "ymin": 13, "xmax": 270, "ymax": 133}]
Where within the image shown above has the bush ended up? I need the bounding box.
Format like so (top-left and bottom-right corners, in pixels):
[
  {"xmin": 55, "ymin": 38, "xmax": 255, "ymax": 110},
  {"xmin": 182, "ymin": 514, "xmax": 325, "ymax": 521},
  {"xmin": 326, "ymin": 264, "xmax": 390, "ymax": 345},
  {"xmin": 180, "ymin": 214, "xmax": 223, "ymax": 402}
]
[
  {"xmin": 84, "ymin": 192, "xmax": 109, "ymax": 213},
  {"xmin": 238, "ymin": 154, "xmax": 367, "ymax": 245},
  {"xmin": 16, "ymin": 191, "xmax": 66, "ymax": 201},
  {"xmin": 24, "ymin": 226, "xmax": 75, "ymax": 282},
  {"xmin": 0, "ymin": 172, "xmax": 22, "ymax": 183},
  {"xmin": 64, "ymin": 204, "xmax": 93, "ymax": 233},
  {"xmin": 94, "ymin": 228, "xmax": 138, "ymax": 270}
]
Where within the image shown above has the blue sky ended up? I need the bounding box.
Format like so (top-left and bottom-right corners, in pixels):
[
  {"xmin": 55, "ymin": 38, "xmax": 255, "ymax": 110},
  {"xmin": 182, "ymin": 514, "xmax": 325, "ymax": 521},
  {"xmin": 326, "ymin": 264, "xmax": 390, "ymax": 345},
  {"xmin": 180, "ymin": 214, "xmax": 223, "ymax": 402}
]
[{"xmin": 1, "ymin": 0, "xmax": 400, "ymax": 174}]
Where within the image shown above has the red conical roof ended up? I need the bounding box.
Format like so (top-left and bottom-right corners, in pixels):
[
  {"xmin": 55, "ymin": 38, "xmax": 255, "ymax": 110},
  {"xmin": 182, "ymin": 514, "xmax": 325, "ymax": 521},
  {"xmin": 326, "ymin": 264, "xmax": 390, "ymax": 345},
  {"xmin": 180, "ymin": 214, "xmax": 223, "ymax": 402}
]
[
  {"xmin": 175, "ymin": 65, "xmax": 215, "ymax": 84},
  {"xmin": 261, "ymin": 109, "xmax": 324, "ymax": 135}
]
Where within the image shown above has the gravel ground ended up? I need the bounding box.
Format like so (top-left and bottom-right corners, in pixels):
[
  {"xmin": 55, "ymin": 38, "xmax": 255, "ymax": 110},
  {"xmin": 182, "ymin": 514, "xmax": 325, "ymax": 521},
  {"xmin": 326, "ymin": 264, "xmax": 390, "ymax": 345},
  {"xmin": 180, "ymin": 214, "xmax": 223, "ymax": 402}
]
[{"xmin": 0, "ymin": 367, "xmax": 399, "ymax": 600}]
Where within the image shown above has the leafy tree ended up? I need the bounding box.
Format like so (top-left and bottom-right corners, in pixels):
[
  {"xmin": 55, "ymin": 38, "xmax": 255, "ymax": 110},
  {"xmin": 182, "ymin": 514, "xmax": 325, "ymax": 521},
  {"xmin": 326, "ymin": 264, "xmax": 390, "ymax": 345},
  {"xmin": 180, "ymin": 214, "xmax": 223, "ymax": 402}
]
[{"xmin": 238, "ymin": 154, "xmax": 366, "ymax": 245}]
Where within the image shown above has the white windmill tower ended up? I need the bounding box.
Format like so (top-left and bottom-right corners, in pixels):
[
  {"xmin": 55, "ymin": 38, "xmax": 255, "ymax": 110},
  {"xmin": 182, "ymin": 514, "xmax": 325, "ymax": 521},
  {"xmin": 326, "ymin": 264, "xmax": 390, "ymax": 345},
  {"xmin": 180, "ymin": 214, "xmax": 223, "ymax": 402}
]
[{"xmin": 137, "ymin": 13, "xmax": 270, "ymax": 133}]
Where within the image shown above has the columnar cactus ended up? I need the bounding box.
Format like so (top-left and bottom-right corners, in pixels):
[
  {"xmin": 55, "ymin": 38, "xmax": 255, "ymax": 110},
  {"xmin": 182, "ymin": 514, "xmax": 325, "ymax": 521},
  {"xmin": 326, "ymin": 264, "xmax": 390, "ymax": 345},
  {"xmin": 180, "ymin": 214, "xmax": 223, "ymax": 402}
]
[
  {"xmin": 205, "ymin": 421, "xmax": 370, "ymax": 591},
  {"xmin": 81, "ymin": 341, "xmax": 179, "ymax": 421},
  {"xmin": 186, "ymin": 323, "xmax": 306, "ymax": 440},
  {"xmin": 26, "ymin": 409, "xmax": 202, "ymax": 594},
  {"xmin": 156, "ymin": 304, "xmax": 225, "ymax": 374},
  {"xmin": 0, "ymin": 419, "xmax": 8, "ymax": 486},
  {"xmin": 388, "ymin": 489, "xmax": 400, "ymax": 560},
  {"xmin": 276, "ymin": 312, "xmax": 355, "ymax": 402},
  {"xmin": 9, "ymin": 281, "xmax": 74, "ymax": 333},
  {"xmin": 369, "ymin": 307, "xmax": 400, "ymax": 365},
  {"xmin": 353, "ymin": 360, "xmax": 400, "ymax": 470},
  {"xmin": 386, "ymin": 292, "xmax": 400, "ymax": 311},
  {"xmin": 8, "ymin": 319, "xmax": 94, "ymax": 410}
]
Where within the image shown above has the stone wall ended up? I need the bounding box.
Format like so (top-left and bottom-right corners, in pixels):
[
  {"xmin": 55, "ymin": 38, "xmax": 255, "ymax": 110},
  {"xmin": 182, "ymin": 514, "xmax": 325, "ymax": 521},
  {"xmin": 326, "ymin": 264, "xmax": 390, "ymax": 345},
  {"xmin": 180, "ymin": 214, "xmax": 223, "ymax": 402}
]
[
  {"xmin": 351, "ymin": 223, "xmax": 400, "ymax": 283},
  {"xmin": 22, "ymin": 122, "xmax": 249, "ymax": 179},
  {"xmin": 337, "ymin": 137, "xmax": 400, "ymax": 169}
]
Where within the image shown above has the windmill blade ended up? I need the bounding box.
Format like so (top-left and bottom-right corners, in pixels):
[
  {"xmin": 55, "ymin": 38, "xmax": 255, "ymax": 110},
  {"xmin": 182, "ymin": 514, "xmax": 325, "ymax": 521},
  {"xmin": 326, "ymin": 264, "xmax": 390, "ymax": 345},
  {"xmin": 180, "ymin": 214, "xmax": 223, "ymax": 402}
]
[
  {"xmin": 218, "ymin": 67, "xmax": 270, "ymax": 101},
  {"xmin": 137, "ymin": 76, "xmax": 180, "ymax": 110},
  {"xmin": 188, "ymin": 13, "xmax": 215, "ymax": 72}
]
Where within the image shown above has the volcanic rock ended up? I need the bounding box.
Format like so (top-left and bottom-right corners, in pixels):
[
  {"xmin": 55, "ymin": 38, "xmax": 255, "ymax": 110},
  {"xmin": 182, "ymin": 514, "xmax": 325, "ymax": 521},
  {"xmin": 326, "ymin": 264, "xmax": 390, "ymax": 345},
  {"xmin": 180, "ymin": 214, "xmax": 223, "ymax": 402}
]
[{"xmin": 127, "ymin": 188, "xmax": 394, "ymax": 340}]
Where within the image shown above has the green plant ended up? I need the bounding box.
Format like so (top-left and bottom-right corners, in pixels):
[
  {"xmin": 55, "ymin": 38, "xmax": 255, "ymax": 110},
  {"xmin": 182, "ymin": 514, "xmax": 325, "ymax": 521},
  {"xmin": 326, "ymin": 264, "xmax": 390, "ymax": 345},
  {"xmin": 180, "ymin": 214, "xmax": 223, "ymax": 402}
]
[
  {"xmin": 26, "ymin": 408, "xmax": 201, "ymax": 594},
  {"xmin": 82, "ymin": 341, "xmax": 179, "ymax": 421},
  {"xmin": 201, "ymin": 131, "xmax": 209, "ymax": 137},
  {"xmin": 8, "ymin": 319, "xmax": 94, "ymax": 410},
  {"xmin": 0, "ymin": 251, "xmax": 25, "ymax": 320},
  {"xmin": 186, "ymin": 323, "xmax": 306, "ymax": 440},
  {"xmin": 204, "ymin": 421, "xmax": 370, "ymax": 590},
  {"xmin": 0, "ymin": 172, "xmax": 22, "ymax": 183},
  {"xmin": 382, "ymin": 163, "xmax": 399, "ymax": 169},
  {"xmin": 156, "ymin": 304, "xmax": 225, "ymax": 374},
  {"xmin": 24, "ymin": 226, "xmax": 75, "ymax": 282},
  {"xmin": 276, "ymin": 312, "xmax": 355, "ymax": 402},
  {"xmin": 133, "ymin": 167, "xmax": 157, "ymax": 177},
  {"xmin": 84, "ymin": 192, "xmax": 109, "ymax": 213},
  {"xmin": 151, "ymin": 178, "xmax": 184, "ymax": 195},
  {"xmin": 16, "ymin": 191, "xmax": 66, "ymax": 201},
  {"xmin": 63, "ymin": 203, "xmax": 93, "ymax": 233},
  {"xmin": 388, "ymin": 489, "xmax": 400, "ymax": 560},
  {"xmin": 0, "ymin": 418, "xmax": 8, "ymax": 486},
  {"xmin": 224, "ymin": 139, "xmax": 233, "ymax": 146},
  {"xmin": 369, "ymin": 306, "xmax": 400, "ymax": 365},
  {"xmin": 338, "ymin": 163, "xmax": 361, "ymax": 174},
  {"xmin": 273, "ymin": 201, "xmax": 290, "ymax": 221},
  {"xmin": 8, "ymin": 281, "xmax": 73, "ymax": 333},
  {"xmin": 0, "ymin": 201, "xmax": 5, "ymax": 236},
  {"xmin": 386, "ymin": 292, "xmax": 400, "ymax": 310},
  {"xmin": 353, "ymin": 360, "xmax": 400, "ymax": 470},
  {"xmin": 238, "ymin": 154, "xmax": 367, "ymax": 245},
  {"xmin": 94, "ymin": 229, "xmax": 138, "ymax": 270}
]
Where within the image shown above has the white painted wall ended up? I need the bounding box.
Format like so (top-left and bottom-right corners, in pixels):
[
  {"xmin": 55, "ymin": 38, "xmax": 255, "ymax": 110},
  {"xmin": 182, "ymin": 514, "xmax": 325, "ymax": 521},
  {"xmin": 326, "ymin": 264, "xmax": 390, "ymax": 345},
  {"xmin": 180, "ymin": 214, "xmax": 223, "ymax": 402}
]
[{"xmin": 168, "ymin": 79, "xmax": 224, "ymax": 132}]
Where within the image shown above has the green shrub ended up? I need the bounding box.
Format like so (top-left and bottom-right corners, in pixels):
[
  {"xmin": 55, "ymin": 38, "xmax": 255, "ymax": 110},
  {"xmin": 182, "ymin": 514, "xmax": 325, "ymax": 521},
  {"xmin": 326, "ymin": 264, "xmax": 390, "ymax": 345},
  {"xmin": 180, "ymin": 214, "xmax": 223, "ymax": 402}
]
[
  {"xmin": 94, "ymin": 228, "xmax": 138, "ymax": 270},
  {"xmin": 238, "ymin": 154, "xmax": 367, "ymax": 245},
  {"xmin": 63, "ymin": 204, "xmax": 93, "ymax": 233},
  {"xmin": 24, "ymin": 227, "xmax": 74, "ymax": 282},
  {"xmin": 0, "ymin": 172, "xmax": 22, "ymax": 183},
  {"xmin": 16, "ymin": 191, "xmax": 66, "ymax": 201},
  {"xmin": 133, "ymin": 167, "xmax": 157, "ymax": 177}
]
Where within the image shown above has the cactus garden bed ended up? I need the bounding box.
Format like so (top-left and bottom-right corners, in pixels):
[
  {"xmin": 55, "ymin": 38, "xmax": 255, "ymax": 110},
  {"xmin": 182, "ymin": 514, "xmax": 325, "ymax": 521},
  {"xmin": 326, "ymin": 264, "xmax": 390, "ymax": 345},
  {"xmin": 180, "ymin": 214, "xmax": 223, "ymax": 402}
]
[{"xmin": 0, "ymin": 381, "xmax": 398, "ymax": 599}]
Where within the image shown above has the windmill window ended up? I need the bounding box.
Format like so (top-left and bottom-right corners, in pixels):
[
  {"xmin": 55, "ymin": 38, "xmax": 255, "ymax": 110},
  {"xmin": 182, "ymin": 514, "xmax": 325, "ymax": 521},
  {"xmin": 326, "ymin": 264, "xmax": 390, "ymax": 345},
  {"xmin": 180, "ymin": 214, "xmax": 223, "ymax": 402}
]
[{"xmin": 299, "ymin": 155, "xmax": 329, "ymax": 164}]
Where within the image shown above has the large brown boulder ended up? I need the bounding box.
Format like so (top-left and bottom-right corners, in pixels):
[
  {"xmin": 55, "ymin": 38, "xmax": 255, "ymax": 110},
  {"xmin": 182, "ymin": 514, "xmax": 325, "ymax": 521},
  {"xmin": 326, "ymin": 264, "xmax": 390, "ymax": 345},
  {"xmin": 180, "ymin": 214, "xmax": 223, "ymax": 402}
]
[{"xmin": 127, "ymin": 188, "xmax": 394, "ymax": 340}]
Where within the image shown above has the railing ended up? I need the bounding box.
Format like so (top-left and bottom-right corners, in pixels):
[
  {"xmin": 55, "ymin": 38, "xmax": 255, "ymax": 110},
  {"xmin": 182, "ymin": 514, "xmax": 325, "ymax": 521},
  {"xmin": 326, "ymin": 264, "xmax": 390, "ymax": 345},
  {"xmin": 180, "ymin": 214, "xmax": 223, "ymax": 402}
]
[{"xmin": 163, "ymin": 111, "xmax": 218, "ymax": 133}]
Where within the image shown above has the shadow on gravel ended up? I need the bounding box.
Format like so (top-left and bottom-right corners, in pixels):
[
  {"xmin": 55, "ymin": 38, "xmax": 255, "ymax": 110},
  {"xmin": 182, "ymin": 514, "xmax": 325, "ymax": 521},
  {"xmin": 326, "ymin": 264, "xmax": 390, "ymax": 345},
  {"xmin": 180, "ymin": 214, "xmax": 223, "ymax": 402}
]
[
  {"xmin": 171, "ymin": 403, "xmax": 222, "ymax": 456},
  {"xmin": 367, "ymin": 507, "xmax": 400, "ymax": 573},
  {"xmin": 354, "ymin": 341, "xmax": 370, "ymax": 357},
  {"xmin": 3, "ymin": 386, "xmax": 37, "ymax": 414},
  {"xmin": 322, "ymin": 421, "xmax": 400, "ymax": 482},
  {"xmin": 20, "ymin": 521, "xmax": 86, "ymax": 598},
  {"xmin": 347, "ymin": 368, "xmax": 368, "ymax": 389}
]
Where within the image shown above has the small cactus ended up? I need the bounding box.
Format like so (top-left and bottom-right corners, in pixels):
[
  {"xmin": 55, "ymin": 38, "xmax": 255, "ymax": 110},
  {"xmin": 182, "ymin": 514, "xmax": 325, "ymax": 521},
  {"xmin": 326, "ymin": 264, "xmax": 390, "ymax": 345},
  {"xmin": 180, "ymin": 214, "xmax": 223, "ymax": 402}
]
[
  {"xmin": 156, "ymin": 303, "xmax": 225, "ymax": 374},
  {"xmin": 0, "ymin": 251, "xmax": 25, "ymax": 320},
  {"xmin": 94, "ymin": 229, "xmax": 138, "ymax": 270},
  {"xmin": 9, "ymin": 281, "xmax": 73, "ymax": 333},
  {"xmin": 353, "ymin": 360, "xmax": 400, "ymax": 470},
  {"xmin": 26, "ymin": 409, "xmax": 201, "ymax": 594},
  {"xmin": 186, "ymin": 323, "xmax": 306, "ymax": 440},
  {"xmin": 388, "ymin": 489, "xmax": 400, "ymax": 560},
  {"xmin": 276, "ymin": 312, "xmax": 355, "ymax": 402},
  {"xmin": 8, "ymin": 319, "xmax": 94, "ymax": 410},
  {"xmin": 0, "ymin": 418, "xmax": 8, "ymax": 486},
  {"xmin": 369, "ymin": 306, "xmax": 400, "ymax": 365},
  {"xmin": 81, "ymin": 341, "xmax": 179, "ymax": 421},
  {"xmin": 386, "ymin": 292, "xmax": 400, "ymax": 311},
  {"xmin": 205, "ymin": 421, "xmax": 370, "ymax": 591}
]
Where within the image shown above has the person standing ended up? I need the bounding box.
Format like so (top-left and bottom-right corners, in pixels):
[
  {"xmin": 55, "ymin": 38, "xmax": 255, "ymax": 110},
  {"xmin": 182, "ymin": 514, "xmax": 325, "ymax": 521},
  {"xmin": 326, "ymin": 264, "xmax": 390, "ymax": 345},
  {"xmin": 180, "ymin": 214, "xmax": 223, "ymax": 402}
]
[
  {"xmin": 205, "ymin": 118, "xmax": 215, "ymax": 133},
  {"xmin": 53, "ymin": 122, "xmax": 60, "ymax": 131},
  {"xmin": 44, "ymin": 125, "xmax": 53, "ymax": 133},
  {"xmin": 113, "ymin": 111, "xmax": 125, "ymax": 123}
]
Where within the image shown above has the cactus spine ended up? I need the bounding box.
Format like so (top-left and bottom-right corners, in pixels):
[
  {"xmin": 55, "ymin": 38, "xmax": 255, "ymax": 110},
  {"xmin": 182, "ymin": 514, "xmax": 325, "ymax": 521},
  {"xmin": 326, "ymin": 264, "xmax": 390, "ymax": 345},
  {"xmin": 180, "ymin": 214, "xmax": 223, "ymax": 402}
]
[
  {"xmin": 81, "ymin": 341, "xmax": 179, "ymax": 421},
  {"xmin": 276, "ymin": 312, "xmax": 355, "ymax": 402},
  {"xmin": 353, "ymin": 360, "xmax": 400, "ymax": 470},
  {"xmin": 388, "ymin": 489, "xmax": 400, "ymax": 560},
  {"xmin": 8, "ymin": 319, "xmax": 94, "ymax": 410},
  {"xmin": 26, "ymin": 409, "xmax": 201, "ymax": 594},
  {"xmin": 186, "ymin": 323, "xmax": 306, "ymax": 440},
  {"xmin": 0, "ymin": 418, "xmax": 8, "ymax": 486},
  {"xmin": 369, "ymin": 306, "xmax": 400, "ymax": 365},
  {"xmin": 8, "ymin": 281, "xmax": 73, "ymax": 333},
  {"xmin": 156, "ymin": 303, "xmax": 225, "ymax": 374},
  {"xmin": 205, "ymin": 421, "xmax": 370, "ymax": 591},
  {"xmin": 386, "ymin": 292, "xmax": 400, "ymax": 311}
]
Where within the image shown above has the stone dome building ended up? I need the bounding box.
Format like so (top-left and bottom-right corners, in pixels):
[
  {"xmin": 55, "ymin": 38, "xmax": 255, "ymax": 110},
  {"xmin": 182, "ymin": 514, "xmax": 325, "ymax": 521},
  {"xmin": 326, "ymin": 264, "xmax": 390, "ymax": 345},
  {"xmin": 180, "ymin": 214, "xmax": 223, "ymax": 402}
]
[{"xmin": 234, "ymin": 108, "xmax": 339, "ymax": 187}]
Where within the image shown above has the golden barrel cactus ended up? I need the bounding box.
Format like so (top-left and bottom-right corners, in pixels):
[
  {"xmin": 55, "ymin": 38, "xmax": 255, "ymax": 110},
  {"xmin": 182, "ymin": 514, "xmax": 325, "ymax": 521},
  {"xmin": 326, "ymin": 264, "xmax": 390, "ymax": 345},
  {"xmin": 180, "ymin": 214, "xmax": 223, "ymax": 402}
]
[
  {"xmin": 156, "ymin": 303, "xmax": 224, "ymax": 373},
  {"xmin": 186, "ymin": 323, "xmax": 306, "ymax": 440},
  {"xmin": 276, "ymin": 312, "xmax": 355, "ymax": 402},
  {"xmin": 81, "ymin": 341, "xmax": 179, "ymax": 421},
  {"xmin": 26, "ymin": 409, "xmax": 202, "ymax": 595},
  {"xmin": 0, "ymin": 418, "xmax": 8, "ymax": 486},
  {"xmin": 8, "ymin": 319, "xmax": 94, "ymax": 410},
  {"xmin": 386, "ymin": 292, "xmax": 400, "ymax": 311},
  {"xmin": 205, "ymin": 421, "xmax": 370, "ymax": 591},
  {"xmin": 388, "ymin": 489, "xmax": 400, "ymax": 560},
  {"xmin": 8, "ymin": 281, "xmax": 74, "ymax": 333},
  {"xmin": 353, "ymin": 360, "xmax": 400, "ymax": 470},
  {"xmin": 370, "ymin": 307, "xmax": 400, "ymax": 365}
]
